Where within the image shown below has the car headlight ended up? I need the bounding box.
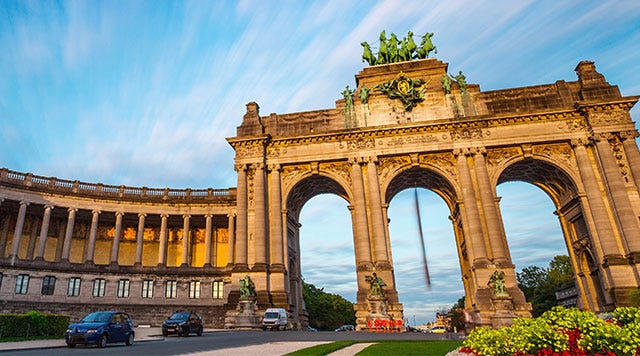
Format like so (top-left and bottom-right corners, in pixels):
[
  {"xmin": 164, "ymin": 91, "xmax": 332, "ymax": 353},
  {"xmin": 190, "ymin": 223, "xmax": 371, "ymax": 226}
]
[
  {"xmin": 87, "ymin": 329, "xmax": 97, "ymax": 333},
  {"xmin": 66, "ymin": 329, "xmax": 72, "ymax": 333},
  {"xmin": 178, "ymin": 322, "xmax": 186, "ymax": 326}
]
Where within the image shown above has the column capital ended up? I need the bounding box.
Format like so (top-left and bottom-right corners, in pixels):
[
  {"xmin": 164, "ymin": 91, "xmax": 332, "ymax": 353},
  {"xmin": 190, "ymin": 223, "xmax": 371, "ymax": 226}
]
[
  {"xmin": 253, "ymin": 162, "xmax": 265, "ymax": 170},
  {"xmin": 570, "ymin": 138, "xmax": 591, "ymax": 148},
  {"xmin": 619, "ymin": 130, "xmax": 639, "ymax": 141},
  {"xmin": 592, "ymin": 132, "xmax": 614, "ymax": 142},
  {"xmin": 268, "ymin": 163, "xmax": 281, "ymax": 172},
  {"xmin": 348, "ymin": 157, "xmax": 364, "ymax": 165},
  {"xmin": 182, "ymin": 214, "xmax": 191, "ymax": 220},
  {"xmin": 160, "ymin": 213, "xmax": 170, "ymax": 218},
  {"xmin": 234, "ymin": 163, "xmax": 247, "ymax": 172},
  {"xmin": 138, "ymin": 212, "xmax": 147, "ymax": 218},
  {"xmin": 472, "ymin": 147, "xmax": 487, "ymax": 156},
  {"xmin": 366, "ymin": 155, "xmax": 379, "ymax": 164},
  {"xmin": 44, "ymin": 204, "xmax": 55, "ymax": 211},
  {"xmin": 204, "ymin": 214, "xmax": 214, "ymax": 219},
  {"xmin": 452, "ymin": 148, "xmax": 469, "ymax": 157},
  {"xmin": 19, "ymin": 200, "xmax": 30, "ymax": 207},
  {"xmin": 227, "ymin": 211, "xmax": 237, "ymax": 218},
  {"xmin": 115, "ymin": 211, "xmax": 125, "ymax": 217},
  {"xmin": 91, "ymin": 209, "xmax": 101, "ymax": 215},
  {"xmin": 67, "ymin": 207, "xmax": 78, "ymax": 213}
]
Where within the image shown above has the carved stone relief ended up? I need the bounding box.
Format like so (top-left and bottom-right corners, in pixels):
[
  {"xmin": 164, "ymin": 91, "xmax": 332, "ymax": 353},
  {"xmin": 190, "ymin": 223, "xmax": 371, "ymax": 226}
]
[
  {"xmin": 319, "ymin": 161, "xmax": 351, "ymax": 185},
  {"xmin": 378, "ymin": 156, "xmax": 411, "ymax": 185},
  {"xmin": 486, "ymin": 147, "xmax": 522, "ymax": 168},
  {"xmin": 378, "ymin": 133, "xmax": 440, "ymax": 147},
  {"xmin": 281, "ymin": 164, "xmax": 310, "ymax": 196},
  {"xmin": 532, "ymin": 143, "xmax": 574, "ymax": 168},
  {"xmin": 419, "ymin": 152, "xmax": 456, "ymax": 179},
  {"xmin": 338, "ymin": 137, "xmax": 375, "ymax": 150},
  {"xmin": 247, "ymin": 167, "xmax": 255, "ymax": 208},
  {"xmin": 610, "ymin": 138, "xmax": 632, "ymax": 184},
  {"xmin": 450, "ymin": 127, "xmax": 488, "ymax": 140}
]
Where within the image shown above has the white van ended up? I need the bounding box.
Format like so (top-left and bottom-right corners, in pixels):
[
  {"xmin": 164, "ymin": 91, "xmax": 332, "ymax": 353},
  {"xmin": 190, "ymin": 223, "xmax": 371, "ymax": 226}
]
[{"xmin": 262, "ymin": 308, "xmax": 288, "ymax": 331}]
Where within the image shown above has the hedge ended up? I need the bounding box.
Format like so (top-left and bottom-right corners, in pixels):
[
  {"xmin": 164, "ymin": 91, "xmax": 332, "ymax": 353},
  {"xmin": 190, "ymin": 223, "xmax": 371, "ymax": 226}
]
[{"xmin": 0, "ymin": 311, "xmax": 70, "ymax": 338}]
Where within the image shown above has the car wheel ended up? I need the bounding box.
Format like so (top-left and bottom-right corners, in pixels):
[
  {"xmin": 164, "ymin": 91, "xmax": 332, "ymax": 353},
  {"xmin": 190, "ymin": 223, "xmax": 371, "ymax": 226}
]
[
  {"xmin": 125, "ymin": 333, "xmax": 134, "ymax": 346},
  {"xmin": 98, "ymin": 334, "xmax": 108, "ymax": 348},
  {"xmin": 162, "ymin": 330, "xmax": 168, "ymax": 337},
  {"xmin": 197, "ymin": 326, "xmax": 203, "ymax": 336},
  {"xmin": 66, "ymin": 343, "xmax": 75, "ymax": 348}
]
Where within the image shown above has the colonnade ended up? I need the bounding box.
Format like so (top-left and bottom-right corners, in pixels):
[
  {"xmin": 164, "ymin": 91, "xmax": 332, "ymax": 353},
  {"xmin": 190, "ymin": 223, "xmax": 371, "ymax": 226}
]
[{"xmin": 0, "ymin": 200, "xmax": 234, "ymax": 268}]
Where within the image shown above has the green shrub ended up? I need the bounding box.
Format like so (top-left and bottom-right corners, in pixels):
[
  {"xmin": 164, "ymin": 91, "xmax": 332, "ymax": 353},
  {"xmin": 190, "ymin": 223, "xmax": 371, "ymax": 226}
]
[
  {"xmin": 462, "ymin": 306, "xmax": 640, "ymax": 356},
  {"xmin": 0, "ymin": 312, "xmax": 70, "ymax": 338}
]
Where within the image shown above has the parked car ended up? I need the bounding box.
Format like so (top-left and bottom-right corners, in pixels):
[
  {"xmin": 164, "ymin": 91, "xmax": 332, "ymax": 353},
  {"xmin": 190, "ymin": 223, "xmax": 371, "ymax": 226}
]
[
  {"xmin": 430, "ymin": 325, "xmax": 447, "ymax": 333},
  {"xmin": 65, "ymin": 311, "xmax": 135, "ymax": 348},
  {"xmin": 305, "ymin": 325, "xmax": 318, "ymax": 332},
  {"xmin": 334, "ymin": 324, "xmax": 355, "ymax": 332},
  {"xmin": 162, "ymin": 311, "xmax": 203, "ymax": 337},
  {"xmin": 261, "ymin": 308, "xmax": 288, "ymax": 331}
]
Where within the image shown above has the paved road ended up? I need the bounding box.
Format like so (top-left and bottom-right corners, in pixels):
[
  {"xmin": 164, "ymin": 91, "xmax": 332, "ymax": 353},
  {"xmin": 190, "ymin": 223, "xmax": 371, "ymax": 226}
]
[{"xmin": 5, "ymin": 330, "xmax": 464, "ymax": 356}]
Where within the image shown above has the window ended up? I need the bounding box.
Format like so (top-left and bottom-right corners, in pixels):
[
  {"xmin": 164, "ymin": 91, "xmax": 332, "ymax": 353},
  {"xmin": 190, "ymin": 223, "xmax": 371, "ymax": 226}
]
[
  {"xmin": 212, "ymin": 281, "xmax": 224, "ymax": 299},
  {"xmin": 92, "ymin": 279, "xmax": 106, "ymax": 297},
  {"xmin": 188, "ymin": 281, "xmax": 200, "ymax": 299},
  {"xmin": 67, "ymin": 277, "xmax": 81, "ymax": 297},
  {"xmin": 165, "ymin": 280, "xmax": 177, "ymax": 299},
  {"xmin": 15, "ymin": 274, "xmax": 29, "ymax": 294},
  {"xmin": 117, "ymin": 279, "xmax": 130, "ymax": 298},
  {"xmin": 41, "ymin": 276, "xmax": 56, "ymax": 295},
  {"xmin": 141, "ymin": 280, "xmax": 154, "ymax": 298}
]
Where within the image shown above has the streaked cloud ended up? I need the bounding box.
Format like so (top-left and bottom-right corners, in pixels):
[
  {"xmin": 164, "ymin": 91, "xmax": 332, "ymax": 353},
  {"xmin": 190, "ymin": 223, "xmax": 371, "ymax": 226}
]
[{"xmin": 1, "ymin": 0, "xmax": 638, "ymax": 325}]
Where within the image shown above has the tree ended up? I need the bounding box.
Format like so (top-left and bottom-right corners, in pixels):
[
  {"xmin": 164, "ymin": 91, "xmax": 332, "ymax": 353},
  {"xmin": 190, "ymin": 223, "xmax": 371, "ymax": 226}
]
[
  {"xmin": 448, "ymin": 296, "xmax": 466, "ymax": 332},
  {"xmin": 302, "ymin": 281, "xmax": 356, "ymax": 330},
  {"xmin": 516, "ymin": 255, "xmax": 575, "ymax": 317}
]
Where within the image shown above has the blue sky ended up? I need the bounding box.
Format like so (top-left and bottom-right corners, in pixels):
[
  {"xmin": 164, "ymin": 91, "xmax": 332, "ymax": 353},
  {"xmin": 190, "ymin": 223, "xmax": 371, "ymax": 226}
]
[{"xmin": 1, "ymin": 1, "xmax": 639, "ymax": 325}]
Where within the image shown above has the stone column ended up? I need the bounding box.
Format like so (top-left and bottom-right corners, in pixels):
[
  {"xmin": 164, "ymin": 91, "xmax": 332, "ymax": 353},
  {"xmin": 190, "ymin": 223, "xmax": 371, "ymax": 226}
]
[
  {"xmin": 593, "ymin": 135, "xmax": 640, "ymax": 251},
  {"xmin": 158, "ymin": 214, "xmax": 169, "ymax": 266},
  {"xmin": 26, "ymin": 218, "xmax": 39, "ymax": 260},
  {"xmin": 35, "ymin": 205, "xmax": 54, "ymax": 260},
  {"xmin": 55, "ymin": 220, "xmax": 65, "ymax": 261},
  {"xmin": 0, "ymin": 215, "xmax": 11, "ymax": 258},
  {"xmin": 61, "ymin": 208, "xmax": 77, "ymax": 262},
  {"xmin": 269, "ymin": 164, "xmax": 284, "ymax": 268},
  {"xmin": 472, "ymin": 148, "xmax": 509, "ymax": 264},
  {"xmin": 572, "ymin": 139, "xmax": 620, "ymax": 257},
  {"xmin": 84, "ymin": 210, "xmax": 100, "ymax": 264},
  {"xmin": 181, "ymin": 214, "xmax": 190, "ymax": 267},
  {"xmin": 204, "ymin": 214, "xmax": 213, "ymax": 267},
  {"xmin": 10, "ymin": 201, "xmax": 29, "ymax": 265},
  {"xmin": 253, "ymin": 162, "xmax": 267, "ymax": 268},
  {"xmin": 350, "ymin": 158, "xmax": 372, "ymax": 267},
  {"xmin": 620, "ymin": 130, "xmax": 640, "ymax": 201},
  {"xmin": 110, "ymin": 212, "xmax": 124, "ymax": 265},
  {"xmin": 454, "ymin": 149, "xmax": 489, "ymax": 265},
  {"xmin": 134, "ymin": 213, "xmax": 146, "ymax": 266},
  {"xmin": 365, "ymin": 157, "xmax": 389, "ymax": 266},
  {"xmin": 235, "ymin": 164, "xmax": 248, "ymax": 268},
  {"xmin": 227, "ymin": 212, "xmax": 235, "ymax": 266}
]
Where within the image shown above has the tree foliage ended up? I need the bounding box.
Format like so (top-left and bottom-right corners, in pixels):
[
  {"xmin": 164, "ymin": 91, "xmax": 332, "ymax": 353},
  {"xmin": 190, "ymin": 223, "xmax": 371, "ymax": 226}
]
[
  {"xmin": 449, "ymin": 296, "xmax": 466, "ymax": 332},
  {"xmin": 517, "ymin": 255, "xmax": 574, "ymax": 317},
  {"xmin": 302, "ymin": 281, "xmax": 356, "ymax": 330}
]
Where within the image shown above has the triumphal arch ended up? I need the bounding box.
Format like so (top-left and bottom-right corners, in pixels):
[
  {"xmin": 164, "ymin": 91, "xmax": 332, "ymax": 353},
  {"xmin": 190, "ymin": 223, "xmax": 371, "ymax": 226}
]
[
  {"xmin": 1, "ymin": 49, "xmax": 639, "ymax": 330},
  {"xmin": 227, "ymin": 56, "xmax": 640, "ymax": 329}
]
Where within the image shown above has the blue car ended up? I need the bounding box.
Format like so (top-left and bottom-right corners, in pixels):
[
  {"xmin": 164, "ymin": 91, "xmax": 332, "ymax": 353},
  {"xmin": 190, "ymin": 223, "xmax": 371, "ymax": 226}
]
[{"xmin": 65, "ymin": 311, "xmax": 135, "ymax": 348}]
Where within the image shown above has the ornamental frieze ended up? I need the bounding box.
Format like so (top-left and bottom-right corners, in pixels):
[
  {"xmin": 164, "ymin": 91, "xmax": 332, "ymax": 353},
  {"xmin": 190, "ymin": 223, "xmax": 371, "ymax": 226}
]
[
  {"xmin": 419, "ymin": 152, "xmax": 456, "ymax": 179},
  {"xmin": 378, "ymin": 134, "xmax": 440, "ymax": 147},
  {"xmin": 235, "ymin": 143, "xmax": 264, "ymax": 157},
  {"xmin": 450, "ymin": 127, "xmax": 488, "ymax": 140},
  {"xmin": 560, "ymin": 117, "xmax": 588, "ymax": 132},
  {"xmin": 266, "ymin": 144, "xmax": 288, "ymax": 158},
  {"xmin": 585, "ymin": 110, "xmax": 630, "ymax": 126},
  {"xmin": 338, "ymin": 137, "xmax": 375, "ymax": 150},
  {"xmin": 247, "ymin": 167, "xmax": 255, "ymax": 208}
]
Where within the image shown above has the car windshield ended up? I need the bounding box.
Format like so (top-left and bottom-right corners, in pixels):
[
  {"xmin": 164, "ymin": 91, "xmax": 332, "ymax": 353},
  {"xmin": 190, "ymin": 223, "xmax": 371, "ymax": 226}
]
[
  {"xmin": 264, "ymin": 312, "xmax": 279, "ymax": 318},
  {"xmin": 80, "ymin": 312, "xmax": 112, "ymax": 323},
  {"xmin": 169, "ymin": 312, "xmax": 189, "ymax": 321}
]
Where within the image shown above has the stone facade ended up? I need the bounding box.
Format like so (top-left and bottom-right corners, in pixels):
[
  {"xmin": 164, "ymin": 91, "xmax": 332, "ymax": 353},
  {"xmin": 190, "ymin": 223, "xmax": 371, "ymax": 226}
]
[{"xmin": 1, "ymin": 57, "xmax": 639, "ymax": 329}]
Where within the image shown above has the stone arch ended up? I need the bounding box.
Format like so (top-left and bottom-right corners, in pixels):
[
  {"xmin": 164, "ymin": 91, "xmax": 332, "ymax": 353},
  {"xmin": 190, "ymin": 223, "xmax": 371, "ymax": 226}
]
[
  {"xmin": 496, "ymin": 157, "xmax": 610, "ymax": 312},
  {"xmin": 383, "ymin": 165, "xmax": 459, "ymax": 208},
  {"xmin": 282, "ymin": 172, "xmax": 352, "ymax": 325}
]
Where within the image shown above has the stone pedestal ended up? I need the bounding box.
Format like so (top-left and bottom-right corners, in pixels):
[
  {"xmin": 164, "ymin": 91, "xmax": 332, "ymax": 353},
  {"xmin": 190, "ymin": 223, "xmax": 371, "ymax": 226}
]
[
  {"xmin": 490, "ymin": 294, "xmax": 518, "ymax": 328},
  {"xmin": 224, "ymin": 297, "xmax": 261, "ymax": 329}
]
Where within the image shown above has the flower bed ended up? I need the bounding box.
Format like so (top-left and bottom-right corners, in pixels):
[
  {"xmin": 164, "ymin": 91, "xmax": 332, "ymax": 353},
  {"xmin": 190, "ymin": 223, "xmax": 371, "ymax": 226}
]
[{"xmin": 459, "ymin": 306, "xmax": 640, "ymax": 356}]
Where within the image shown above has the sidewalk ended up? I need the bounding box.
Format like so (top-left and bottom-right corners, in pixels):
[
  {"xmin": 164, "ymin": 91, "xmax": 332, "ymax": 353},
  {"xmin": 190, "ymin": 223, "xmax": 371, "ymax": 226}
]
[{"xmin": 0, "ymin": 326, "xmax": 165, "ymax": 352}]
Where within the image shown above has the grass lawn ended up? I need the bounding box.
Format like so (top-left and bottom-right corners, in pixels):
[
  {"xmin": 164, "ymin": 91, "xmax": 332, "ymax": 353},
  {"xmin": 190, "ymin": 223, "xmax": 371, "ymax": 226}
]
[{"xmin": 284, "ymin": 340, "xmax": 462, "ymax": 356}]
